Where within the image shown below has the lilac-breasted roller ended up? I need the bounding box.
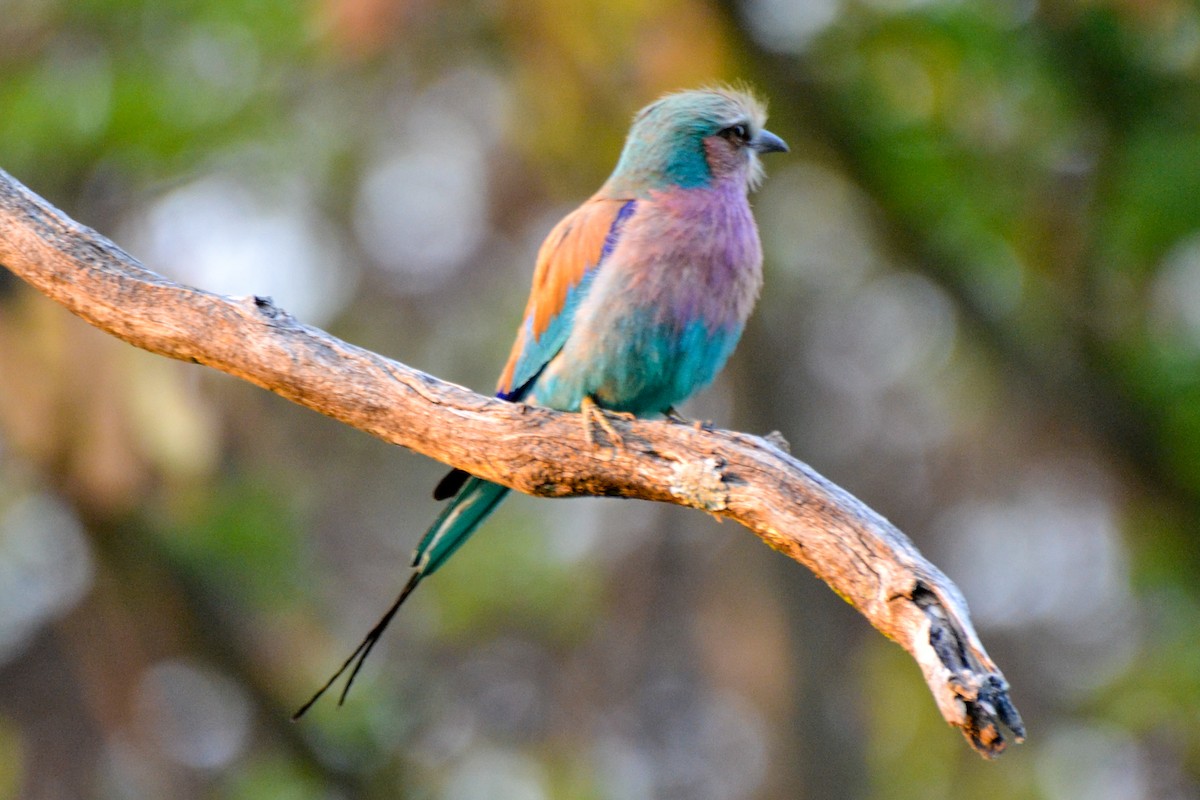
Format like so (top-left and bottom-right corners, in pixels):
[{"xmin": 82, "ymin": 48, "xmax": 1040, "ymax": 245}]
[{"xmin": 296, "ymin": 87, "xmax": 787, "ymax": 716}]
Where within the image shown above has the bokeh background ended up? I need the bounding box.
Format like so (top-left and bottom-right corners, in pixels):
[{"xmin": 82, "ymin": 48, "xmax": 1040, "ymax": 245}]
[{"xmin": 1, "ymin": 0, "xmax": 1199, "ymax": 797}]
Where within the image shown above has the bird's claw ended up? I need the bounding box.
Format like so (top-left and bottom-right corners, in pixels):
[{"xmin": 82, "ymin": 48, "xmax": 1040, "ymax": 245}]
[
  {"xmin": 664, "ymin": 406, "xmax": 713, "ymax": 431},
  {"xmin": 581, "ymin": 397, "xmax": 633, "ymax": 449},
  {"xmin": 665, "ymin": 406, "xmax": 689, "ymax": 423}
]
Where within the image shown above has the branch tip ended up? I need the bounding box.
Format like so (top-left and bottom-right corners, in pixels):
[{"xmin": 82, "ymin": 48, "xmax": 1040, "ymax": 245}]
[{"xmin": 910, "ymin": 581, "xmax": 1025, "ymax": 757}]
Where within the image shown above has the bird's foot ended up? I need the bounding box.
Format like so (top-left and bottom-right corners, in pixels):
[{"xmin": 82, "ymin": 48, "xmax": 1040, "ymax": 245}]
[
  {"xmin": 581, "ymin": 396, "xmax": 634, "ymax": 449},
  {"xmin": 665, "ymin": 406, "xmax": 713, "ymax": 432}
]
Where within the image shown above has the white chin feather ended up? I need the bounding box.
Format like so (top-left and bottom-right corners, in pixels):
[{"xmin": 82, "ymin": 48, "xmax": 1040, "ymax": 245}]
[{"xmin": 746, "ymin": 153, "xmax": 767, "ymax": 191}]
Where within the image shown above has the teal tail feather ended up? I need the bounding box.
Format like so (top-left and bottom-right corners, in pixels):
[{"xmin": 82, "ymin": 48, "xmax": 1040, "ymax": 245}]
[
  {"xmin": 293, "ymin": 475, "xmax": 509, "ymax": 719},
  {"xmin": 413, "ymin": 477, "xmax": 510, "ymax": 575}
]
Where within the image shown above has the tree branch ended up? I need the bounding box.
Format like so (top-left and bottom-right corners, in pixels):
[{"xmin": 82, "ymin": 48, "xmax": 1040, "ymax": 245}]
[{"xmin": 0, "ymin": 168, "xmax": 1024, "ymax": 757}]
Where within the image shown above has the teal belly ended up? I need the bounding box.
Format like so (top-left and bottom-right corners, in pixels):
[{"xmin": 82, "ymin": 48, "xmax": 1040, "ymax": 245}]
[{"xmin": 533, "ymin": 317, "xmax": 742, "ymax": 416}]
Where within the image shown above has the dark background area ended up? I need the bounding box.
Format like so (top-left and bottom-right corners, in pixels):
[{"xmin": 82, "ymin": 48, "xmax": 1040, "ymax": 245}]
[{"xmin": 1, "ymin": 0, "xmax": 1198, "ymax": 797}]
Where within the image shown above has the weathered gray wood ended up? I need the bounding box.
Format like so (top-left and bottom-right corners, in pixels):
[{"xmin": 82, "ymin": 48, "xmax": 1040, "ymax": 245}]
[{"xmin": 0, "ymin": 167, "xmax": 1024, "ymax": 757}]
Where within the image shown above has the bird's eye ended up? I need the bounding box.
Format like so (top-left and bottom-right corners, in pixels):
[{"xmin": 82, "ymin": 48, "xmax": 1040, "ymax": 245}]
[{"xmin": 721, "ymin": 124, "xmax": 750, "ymax": 143}]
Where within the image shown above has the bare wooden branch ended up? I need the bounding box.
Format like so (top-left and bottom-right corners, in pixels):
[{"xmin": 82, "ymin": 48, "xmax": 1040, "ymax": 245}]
[{"xmin": 0, "ymin": 167, "xmax": 1024, "ymax": 757}]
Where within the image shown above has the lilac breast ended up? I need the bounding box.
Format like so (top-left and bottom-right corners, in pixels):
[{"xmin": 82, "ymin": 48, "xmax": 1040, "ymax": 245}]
[
  {"xmin": 529, "ymin": 178, "xmax": 765, "ymax": 414},
  {"xmin": 620, "ymin": 178, "xmax": 763, "ymax": 334}
]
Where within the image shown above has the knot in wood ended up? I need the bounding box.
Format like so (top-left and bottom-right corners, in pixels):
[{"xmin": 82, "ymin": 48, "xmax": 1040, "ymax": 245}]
[
  {"xmin": 763, "ymin": 430, "xmax": 791, "ymax": 453},
  {"xmin": 669, "ymin": 457, "xmax": 729, "ymax": 512},
  {"xmin": 250, "ymin": 294, "xmax": 290, "ymax": 321}
]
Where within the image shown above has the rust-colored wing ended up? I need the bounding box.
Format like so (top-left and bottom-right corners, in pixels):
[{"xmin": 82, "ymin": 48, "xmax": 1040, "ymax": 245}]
[{"xmin": 495, "ymin": 195, "xmax": 636, "ymax": 399}]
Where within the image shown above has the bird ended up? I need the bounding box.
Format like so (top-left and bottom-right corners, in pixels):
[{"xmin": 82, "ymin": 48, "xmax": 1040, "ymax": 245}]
[{"xmin": 294, "ymin": 86, "xmax": 787, "ymax": 718}]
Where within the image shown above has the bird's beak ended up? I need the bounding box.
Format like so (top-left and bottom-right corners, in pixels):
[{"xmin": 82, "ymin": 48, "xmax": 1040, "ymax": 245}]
[{"xmin": 751, "ymin": 129, "xmax": 789, "ymax": 154}]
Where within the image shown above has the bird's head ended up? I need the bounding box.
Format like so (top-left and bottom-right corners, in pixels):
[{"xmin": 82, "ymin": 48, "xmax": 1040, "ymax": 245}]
[{"xmin": 606, "ymin": 87, "xmax": 788, "ymax": 196}]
